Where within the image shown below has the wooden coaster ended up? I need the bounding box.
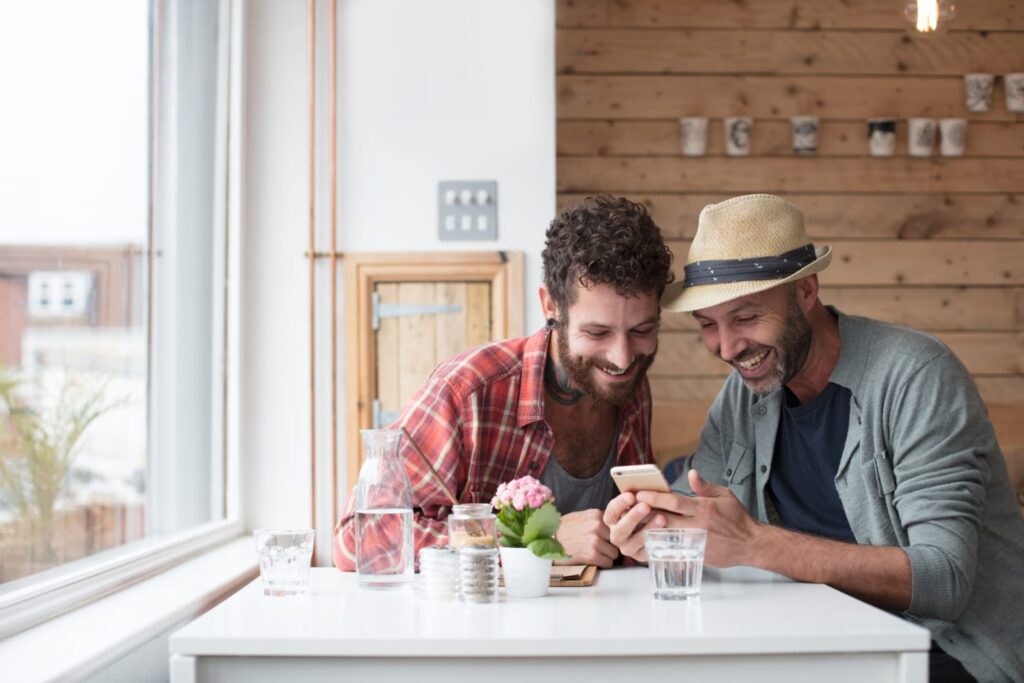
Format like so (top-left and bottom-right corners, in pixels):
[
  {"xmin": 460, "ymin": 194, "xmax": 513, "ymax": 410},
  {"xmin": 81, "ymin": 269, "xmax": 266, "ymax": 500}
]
[
  {"xmin": 550, "ymin": 564, "xmax": 598, "ymax": 587},
  {"xmin": 497, "ymin": 565, "xmax": 599, "ymax": 588}
]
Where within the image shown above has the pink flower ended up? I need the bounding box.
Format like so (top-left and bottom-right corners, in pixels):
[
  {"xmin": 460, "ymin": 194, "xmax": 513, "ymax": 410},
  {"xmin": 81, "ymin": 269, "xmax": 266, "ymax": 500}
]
[{"xmin": 492, "ymin": 475, "xmax": 553, "ymax": 512}]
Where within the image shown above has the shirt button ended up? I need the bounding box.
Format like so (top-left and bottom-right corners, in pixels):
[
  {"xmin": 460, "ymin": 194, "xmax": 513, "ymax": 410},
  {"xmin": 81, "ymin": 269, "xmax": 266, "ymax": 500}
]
[
  {"xmin": 758, "ymin": 406, "xmax": 767, "ymax": 416},
  {"xmin": 725, "ymin": 468, "xmax": 733, "ymax": 477},
  {"xmin": 760, "ymin": 465, "xmax": 767, "ymax": 473},
  {"xmin": 528, "ymin": 462, "xmax": 537, "ymax": 470}
]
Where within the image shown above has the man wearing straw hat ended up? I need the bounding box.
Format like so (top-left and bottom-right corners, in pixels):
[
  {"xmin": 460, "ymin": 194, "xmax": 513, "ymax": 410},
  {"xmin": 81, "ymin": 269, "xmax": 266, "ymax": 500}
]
[
  {"xmin": 336, "ymin": 195, "xmax": 674, "ymax": 571},
  {"xmin": 606, "ymin": 194, "xmax": 1024, "ymax": 682}
]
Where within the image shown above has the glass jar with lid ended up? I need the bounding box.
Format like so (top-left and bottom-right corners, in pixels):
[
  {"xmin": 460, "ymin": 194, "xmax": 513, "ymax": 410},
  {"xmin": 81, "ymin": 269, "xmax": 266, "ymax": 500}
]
[{"xmin": 446, "ymin": 503, "xmax": 496, "ymax": 549}]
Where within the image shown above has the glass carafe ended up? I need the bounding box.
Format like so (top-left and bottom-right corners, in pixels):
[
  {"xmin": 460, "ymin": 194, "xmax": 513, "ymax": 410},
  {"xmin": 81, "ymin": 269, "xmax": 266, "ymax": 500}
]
[{"xmin": 354, "ymin": 429, "xmax": 414, "ymax": 589}]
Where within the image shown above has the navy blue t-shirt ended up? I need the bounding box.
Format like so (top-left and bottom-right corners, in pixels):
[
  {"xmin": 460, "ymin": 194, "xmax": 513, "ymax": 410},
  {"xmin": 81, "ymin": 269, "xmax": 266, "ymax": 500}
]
[{"xmin": 768, "ymin": 382, "xmax": 857, "ymax": 543}]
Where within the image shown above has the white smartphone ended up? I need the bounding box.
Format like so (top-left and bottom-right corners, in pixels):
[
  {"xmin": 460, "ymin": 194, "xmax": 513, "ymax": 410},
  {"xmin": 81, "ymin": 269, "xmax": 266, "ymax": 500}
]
[{"xmin": 610, "ymin": 464, "xmax": 671, "ymax": 494}]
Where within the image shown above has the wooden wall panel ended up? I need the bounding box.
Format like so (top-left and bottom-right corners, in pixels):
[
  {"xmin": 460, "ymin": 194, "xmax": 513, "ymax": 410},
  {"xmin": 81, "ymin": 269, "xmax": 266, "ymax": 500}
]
[
  {"xmin": 557, "ymin": 0, "xmax": 1024, "ymax": 31},
  {"xmin": 559, "ymin": 30, "xmax": 1024, "ymax": 76},
  {"xmin": 558, "ymin": 75, "xmax": 1022, "ymax": 120},
  {"xmin": 558, "ymin": 158, "xmax": 1024, "ymax": 193},
  {"xmin": 559, "ymin": 193, "xmax": 1024, "ymax": 240},
  {"xmin": 558, "ymin": 121, "xmax": 1024, "ymax": 158},
  {"xmin": 556, "ymin": 0, "xmax": 1024, "ymax": 480}
]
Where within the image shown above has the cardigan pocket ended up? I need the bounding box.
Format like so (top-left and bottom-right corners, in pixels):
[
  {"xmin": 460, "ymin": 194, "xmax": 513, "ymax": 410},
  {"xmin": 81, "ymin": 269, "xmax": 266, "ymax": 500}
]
[
  {"xmin": 862, "ymin": 449, "xmax": 897, "ymax": 498},
  {"xmin": 863, "ymin": 449, "xmax": 908, "ymax": 546},
  {"xmin": 724, "ymin": 442, "xmax": 754, "ymax": 484},
  {"xmin": 724, "ymin": 442, "xmax": 756, "ymax": 512},
  {"xmin": 873, "ymin": 449, "xmax": 897, "ymax": 495}
]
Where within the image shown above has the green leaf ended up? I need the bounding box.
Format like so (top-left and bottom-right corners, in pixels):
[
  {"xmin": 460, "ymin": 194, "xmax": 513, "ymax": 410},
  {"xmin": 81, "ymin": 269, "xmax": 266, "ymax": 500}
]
[
  {"xmin": 494, "ymin": 516, "xmax": 522, "ymax": 547},
  {"xmin": 527, "ymin": 537, "xmax": 570, "ymax": 561},
  {"xmin": 496, "ymin": 506, "xmax": 524, "ymax": 537},
  {"xmin": 521, "ymin": 501, "xmax": 561, "ymax": 545}
]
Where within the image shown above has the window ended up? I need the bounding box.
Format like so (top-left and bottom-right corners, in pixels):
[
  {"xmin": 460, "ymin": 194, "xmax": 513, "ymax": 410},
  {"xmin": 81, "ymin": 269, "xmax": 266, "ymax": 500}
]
[{"xmin": 0, "ymin": 0, "xmax": 240, "ymax": 633}]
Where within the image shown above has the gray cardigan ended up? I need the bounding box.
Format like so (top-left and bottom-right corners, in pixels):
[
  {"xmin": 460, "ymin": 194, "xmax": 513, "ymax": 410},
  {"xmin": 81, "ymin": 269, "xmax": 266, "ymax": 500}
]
[{"xmin": 674, "ymin": 310, "xmax": 1024, "ymax": 682}]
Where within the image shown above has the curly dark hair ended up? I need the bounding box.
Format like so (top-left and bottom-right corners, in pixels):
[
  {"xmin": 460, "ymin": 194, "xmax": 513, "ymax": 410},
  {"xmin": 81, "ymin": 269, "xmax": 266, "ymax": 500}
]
[{"xmin": 542, "ymin": 195, "xmax": 674, "ymax": 314}]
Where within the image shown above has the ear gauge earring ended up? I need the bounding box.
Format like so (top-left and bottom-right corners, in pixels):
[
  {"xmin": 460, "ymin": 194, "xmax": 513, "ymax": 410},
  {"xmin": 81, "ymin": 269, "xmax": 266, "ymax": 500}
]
[{"xmin": 545, "ymin": 317, "xmax": 557, "ymax": 330}]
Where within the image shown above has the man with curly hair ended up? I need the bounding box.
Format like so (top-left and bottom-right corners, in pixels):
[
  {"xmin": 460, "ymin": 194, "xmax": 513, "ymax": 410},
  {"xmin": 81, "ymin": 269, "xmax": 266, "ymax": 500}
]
[{"xmin": 335, "ymin": 195, "xmax": 674, "ymax": 571}]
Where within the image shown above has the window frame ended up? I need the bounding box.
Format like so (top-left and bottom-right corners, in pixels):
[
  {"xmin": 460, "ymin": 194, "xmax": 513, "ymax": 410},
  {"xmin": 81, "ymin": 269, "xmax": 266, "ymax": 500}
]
[{"xmin": 0, "ymin": 0, "xmax": 244, "ymax": 639}]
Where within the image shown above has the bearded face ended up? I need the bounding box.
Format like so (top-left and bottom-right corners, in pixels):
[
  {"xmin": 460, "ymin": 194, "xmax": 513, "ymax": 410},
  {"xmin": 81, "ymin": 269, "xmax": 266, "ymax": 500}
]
[
  {"xmin": 556, "ymin": 320, "xmax": 657, "ymax": 406},
  {"xmin": 696, "ymin": 284, "xmax": 814, "ymax": 397},
  {"xmin": 545, "ymin": 282, "xmax": 661, "ymax": 407}
]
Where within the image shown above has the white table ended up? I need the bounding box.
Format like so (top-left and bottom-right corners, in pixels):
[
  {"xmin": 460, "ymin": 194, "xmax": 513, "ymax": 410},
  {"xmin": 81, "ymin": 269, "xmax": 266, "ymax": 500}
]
[{"xmin": 169, "ymin": 566, "xmax": 930, "ymax": 683}]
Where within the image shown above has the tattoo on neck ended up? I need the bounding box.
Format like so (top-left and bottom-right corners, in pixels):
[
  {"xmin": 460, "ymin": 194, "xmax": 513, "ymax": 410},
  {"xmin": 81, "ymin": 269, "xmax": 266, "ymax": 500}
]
[{"xmin": 545, "ymin": 357, "xmax": 585, "ymax": 406}]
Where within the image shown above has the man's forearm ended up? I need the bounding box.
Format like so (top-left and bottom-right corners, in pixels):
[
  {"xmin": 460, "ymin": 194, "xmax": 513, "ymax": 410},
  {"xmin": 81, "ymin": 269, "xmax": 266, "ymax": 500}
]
[{"xmin": 750, "ymin": 524, "xmax": 912, "ymax": 611}]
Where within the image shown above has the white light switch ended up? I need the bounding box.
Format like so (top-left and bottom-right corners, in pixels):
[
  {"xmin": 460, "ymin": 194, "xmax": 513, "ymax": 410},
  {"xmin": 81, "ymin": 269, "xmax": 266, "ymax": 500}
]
[{"xmin": 437, "ymin": 180, "xmax": 498, "ymax": 241}]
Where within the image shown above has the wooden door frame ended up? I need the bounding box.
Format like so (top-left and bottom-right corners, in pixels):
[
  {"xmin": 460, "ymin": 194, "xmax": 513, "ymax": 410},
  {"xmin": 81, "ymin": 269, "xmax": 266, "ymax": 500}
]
[{"xmin": 343, "ymin": 251, "xmax": 524, "ymax": 489}]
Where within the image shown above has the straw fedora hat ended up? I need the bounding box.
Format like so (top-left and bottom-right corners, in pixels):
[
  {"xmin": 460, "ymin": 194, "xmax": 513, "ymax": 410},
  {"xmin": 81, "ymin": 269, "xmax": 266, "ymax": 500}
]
[{"xmin": 661, "ymin": 194, "xmax": 831, "ymax": 313}]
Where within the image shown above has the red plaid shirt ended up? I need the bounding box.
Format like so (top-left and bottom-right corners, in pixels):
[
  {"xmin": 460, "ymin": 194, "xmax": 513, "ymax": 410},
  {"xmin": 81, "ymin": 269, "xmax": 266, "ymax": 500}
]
[{"xmin": 333, "ymin": 326, "xmax": 654, "ymax": 572}]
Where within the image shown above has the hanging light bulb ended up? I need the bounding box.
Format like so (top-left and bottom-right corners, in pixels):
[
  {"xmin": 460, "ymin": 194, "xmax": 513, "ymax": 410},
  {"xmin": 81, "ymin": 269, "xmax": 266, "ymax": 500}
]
[{"xmin": 903, "ymin": 0, "xmax": 957, "ymax": 33}]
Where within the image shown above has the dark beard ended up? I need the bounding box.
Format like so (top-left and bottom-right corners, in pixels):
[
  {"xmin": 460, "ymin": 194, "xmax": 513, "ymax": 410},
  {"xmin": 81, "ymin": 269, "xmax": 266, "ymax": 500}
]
[{"xmin": 555, "ymin": 319, "xmax": 657, "ymax": 406}]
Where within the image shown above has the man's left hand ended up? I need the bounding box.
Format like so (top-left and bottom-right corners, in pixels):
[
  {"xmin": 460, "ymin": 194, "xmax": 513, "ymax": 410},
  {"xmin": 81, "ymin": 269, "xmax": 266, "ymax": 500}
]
[{"xmin": 555, "ymin": 508, "xmax": 620, "ymax": 568}]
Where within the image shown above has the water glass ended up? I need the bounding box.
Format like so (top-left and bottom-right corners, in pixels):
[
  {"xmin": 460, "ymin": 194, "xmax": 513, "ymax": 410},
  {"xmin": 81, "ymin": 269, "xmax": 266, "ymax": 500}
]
[
  {"xmin": 254, "ymin": 528, "xmax": 315, "ymax": 596},
  {"xmin": 644, "ymin": 528, "xmax": 707, "ymax": 600}
]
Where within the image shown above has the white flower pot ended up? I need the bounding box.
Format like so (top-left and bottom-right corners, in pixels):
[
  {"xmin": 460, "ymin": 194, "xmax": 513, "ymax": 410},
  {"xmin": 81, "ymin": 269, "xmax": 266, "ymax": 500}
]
[{"xmin": 499, "ymin": 546, "xmax": 552, "ymax": 598}]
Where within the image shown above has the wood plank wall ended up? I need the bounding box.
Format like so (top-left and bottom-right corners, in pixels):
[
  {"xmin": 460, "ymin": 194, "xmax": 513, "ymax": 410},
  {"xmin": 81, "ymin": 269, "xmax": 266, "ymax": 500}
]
[{"xmin": 555, "ymin": 0, "xmax": 1024, "ymax": 492}]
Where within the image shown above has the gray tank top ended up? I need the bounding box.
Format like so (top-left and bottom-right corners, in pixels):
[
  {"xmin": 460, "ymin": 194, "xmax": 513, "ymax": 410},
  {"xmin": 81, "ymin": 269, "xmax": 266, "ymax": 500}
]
[{"xmin": 539, "ymin": 430, "xmax": 619, "ymax": 514}]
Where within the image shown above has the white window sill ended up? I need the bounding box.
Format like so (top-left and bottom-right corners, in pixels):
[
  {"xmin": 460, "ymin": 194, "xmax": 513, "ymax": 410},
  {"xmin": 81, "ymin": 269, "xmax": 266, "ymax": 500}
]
[{"xmin": 1, "ymin": 535, "xmax": 258, "ymax": 683}]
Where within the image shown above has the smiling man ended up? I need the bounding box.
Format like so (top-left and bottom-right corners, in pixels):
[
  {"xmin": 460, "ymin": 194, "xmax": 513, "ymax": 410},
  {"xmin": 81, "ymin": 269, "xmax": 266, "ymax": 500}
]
[
  {"xmin": 605, "ymin": 194, "xmax": 1024, "ymax": 682},
  {"xmin": 335, "ymin": 195, "xmax": 674, "ymax": 570}
]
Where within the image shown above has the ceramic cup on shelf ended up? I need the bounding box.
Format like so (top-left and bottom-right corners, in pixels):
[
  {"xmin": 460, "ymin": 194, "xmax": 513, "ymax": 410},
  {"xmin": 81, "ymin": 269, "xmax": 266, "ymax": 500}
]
[
  {"xmin": 679, "ymin": 117, "xmax": 709, "ymax": 156},
  {"xmin": 907, "ymin": 118, "xmax": 937, "ymax": 157},
  {"xmin": 724, "ymin": 116, "xmax": 753, "ymax": 156},
  {"xmin": 867, "ymin": 118, "xmax": 896, "ymax": 157},
  {"xmin": 1005, "ymin": 73, "xmax": 1024, "ymax": 113},
  {"xmin": 964, "ymin": 73, "xmax": 995, "ymax": 113},
  {"xmin": 790, "ymin": 115, "xmax": 819, "ymax": 155},
  {"xmin": 939, "ymin": 118, "xmax": 967, "ymax": 157}
]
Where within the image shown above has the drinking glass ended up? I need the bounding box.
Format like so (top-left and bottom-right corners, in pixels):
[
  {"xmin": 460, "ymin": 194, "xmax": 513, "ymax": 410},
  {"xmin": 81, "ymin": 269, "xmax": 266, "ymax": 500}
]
[
  {"xmin": 253, "ymin": 528, "xmax": 315, "ymax": 596},
  {"xmin": 644, "ymin": 528, "xmax": 707, "ymax": 600}
]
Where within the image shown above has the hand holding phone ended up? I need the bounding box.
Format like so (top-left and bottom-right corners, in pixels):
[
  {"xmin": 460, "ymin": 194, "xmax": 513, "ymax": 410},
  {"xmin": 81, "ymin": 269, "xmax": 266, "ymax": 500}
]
[{"xmin": 610, "ymin": 464, "xmax": 671, "ymax": 494}]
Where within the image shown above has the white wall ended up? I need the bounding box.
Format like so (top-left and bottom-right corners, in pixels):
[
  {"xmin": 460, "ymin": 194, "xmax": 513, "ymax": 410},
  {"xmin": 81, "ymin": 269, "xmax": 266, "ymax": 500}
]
[
  {"xmin": 337, "ymin": 0, "xmax": 556, "ymax": 300},
  {"xmin": 243, "ymin": 0, "xmax": 557, "ymax": 556}
]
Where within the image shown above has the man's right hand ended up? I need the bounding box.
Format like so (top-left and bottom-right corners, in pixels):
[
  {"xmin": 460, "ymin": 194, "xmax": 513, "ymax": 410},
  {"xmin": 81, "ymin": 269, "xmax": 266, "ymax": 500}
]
[
  {"xmin": 603, "ymin": 491, "xmax": 666, "ymax": 562},
  {"xmin": 555, "ymin": 508, "xmax": 620, "ymax": 568}
]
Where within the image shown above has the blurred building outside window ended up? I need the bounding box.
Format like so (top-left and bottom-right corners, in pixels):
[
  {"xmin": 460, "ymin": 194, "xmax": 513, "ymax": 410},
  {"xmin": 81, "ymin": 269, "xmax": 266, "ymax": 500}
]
[{"xmin": 0, "ymin": 0, "xmax": 233, "ymax": 604}]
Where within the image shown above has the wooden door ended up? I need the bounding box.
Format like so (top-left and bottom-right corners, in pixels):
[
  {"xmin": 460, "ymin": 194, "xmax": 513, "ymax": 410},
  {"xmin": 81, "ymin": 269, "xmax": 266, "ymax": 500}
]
[
  {"xmin": 373, "ymin": 281, "xmax": 493, "ymax": 429},
  {"xmin": 343, "ymin": 252, "xmax": 523, "ymax": 488}
]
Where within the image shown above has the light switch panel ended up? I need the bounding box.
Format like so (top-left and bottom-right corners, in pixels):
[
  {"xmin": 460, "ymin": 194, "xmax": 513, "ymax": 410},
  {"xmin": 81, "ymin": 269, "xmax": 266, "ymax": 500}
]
[{"xmin": 438, "ymin": 180, "xmax": 498, "ymax": 241}]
